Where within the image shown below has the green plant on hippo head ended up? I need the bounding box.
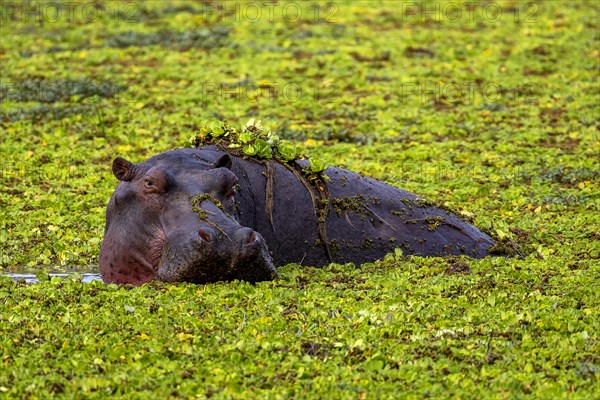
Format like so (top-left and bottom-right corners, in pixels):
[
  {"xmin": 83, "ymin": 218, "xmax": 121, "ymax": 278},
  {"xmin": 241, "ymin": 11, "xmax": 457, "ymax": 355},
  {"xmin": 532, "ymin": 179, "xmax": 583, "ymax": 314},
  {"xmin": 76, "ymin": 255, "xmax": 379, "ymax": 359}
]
[{"xmin": 189, "ymin": 119, "xmax": 327, "ymax": 181}]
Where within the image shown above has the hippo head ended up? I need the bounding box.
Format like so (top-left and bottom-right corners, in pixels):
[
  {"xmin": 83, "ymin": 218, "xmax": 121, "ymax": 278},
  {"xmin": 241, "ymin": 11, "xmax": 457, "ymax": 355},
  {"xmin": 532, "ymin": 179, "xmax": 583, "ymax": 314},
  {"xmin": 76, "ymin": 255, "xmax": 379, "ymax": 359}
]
[{"xmin": 99, "ymin": 150, "xmax": 275, "ymax": 285}]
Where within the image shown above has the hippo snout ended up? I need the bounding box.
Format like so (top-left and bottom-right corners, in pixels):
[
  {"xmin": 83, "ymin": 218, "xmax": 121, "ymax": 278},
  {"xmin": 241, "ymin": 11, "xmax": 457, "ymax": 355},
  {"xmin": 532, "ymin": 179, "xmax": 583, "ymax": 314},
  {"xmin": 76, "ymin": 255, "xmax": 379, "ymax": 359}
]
[
  {"xmin": 156, "ymin": 224, "xmax": 275, "ymax": 284},
  {"xmin": 245, "ymin": 230, "xmax": 258, "ymax": 246},
  {"xmin": 236, "ymin": 227, "xmax": 260, "ymax": 248},
  {"xmin": 228, "ymin": 227, "xmax": 276, "ymax": 283}
]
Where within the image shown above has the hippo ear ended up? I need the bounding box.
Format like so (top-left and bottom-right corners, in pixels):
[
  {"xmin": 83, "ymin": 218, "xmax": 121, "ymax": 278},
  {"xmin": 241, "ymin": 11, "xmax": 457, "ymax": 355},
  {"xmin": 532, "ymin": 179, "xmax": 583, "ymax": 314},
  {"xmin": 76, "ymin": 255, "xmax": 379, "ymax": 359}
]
[
  {"xmin": 213, "ymin": 154, "xmax": 232, "ymax": 170},
  {"xmin": 217, "ymin": 169, "xmax": 239, "ymax": 197},
  {"xmin": 112, "ymin": 157, "xmax": 134, "ymax": 181}
]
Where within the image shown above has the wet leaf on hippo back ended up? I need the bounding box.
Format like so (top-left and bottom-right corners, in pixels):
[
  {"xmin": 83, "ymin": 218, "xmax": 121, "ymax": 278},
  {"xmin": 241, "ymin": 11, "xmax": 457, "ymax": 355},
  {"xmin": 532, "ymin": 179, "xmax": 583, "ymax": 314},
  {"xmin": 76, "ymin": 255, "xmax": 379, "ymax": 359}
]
[
  {"xmin": 238, "ymin": 132, "xmax": 252, "ymax": 144},
  {"xmin": 209, "ymin": 122, "xmax": 225, "ymax": 137},
  {"xmin": 267, "ymin": 133, "xmax": 280, "ymax": 147},
  {"xmin": 243, "ymin": 118, "xmax": 270, "ymax": 138},
  {"xmin": 309, "ymin": 158, "xmax": 329, "ymax": 173},
  {"xmin": 243, "ymin": 144, "xmax": 257, "ymax": 156},
  {"xmin": 199, "ymin": 125, "xmax": 212, "ymax": 136},
  {"xmin": 278, "ymin": 143, "xmax": 298, "ymax": 162},
  {"xmin": 254, "ymin": 139, "xmax": 273, "ymax": 159},
  {"xmin": 195, "ymin": 126, "xmax": 213, "ymax": 144},
  {"xmin": 186, "ymin": 135, "xmax": 197, "ymax": 148}
]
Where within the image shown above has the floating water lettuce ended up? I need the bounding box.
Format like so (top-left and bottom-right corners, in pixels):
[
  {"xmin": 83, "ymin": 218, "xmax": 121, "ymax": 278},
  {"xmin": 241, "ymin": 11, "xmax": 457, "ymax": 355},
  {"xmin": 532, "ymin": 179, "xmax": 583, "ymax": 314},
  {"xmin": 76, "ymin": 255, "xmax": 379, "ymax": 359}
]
[{"xmin": 189, "ymin": 119, "xmax": 330, "ymax": 182}]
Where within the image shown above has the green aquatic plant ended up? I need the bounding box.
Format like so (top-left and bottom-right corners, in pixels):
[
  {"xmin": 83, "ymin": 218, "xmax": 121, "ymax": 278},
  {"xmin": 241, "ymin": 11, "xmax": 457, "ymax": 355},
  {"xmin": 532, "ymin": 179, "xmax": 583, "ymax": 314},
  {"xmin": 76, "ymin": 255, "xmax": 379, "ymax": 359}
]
[
  {"xmin": 190, "ymin": 193, "xmax": 225, "ymax": 220},
  {"xmin": 189, "ymin": 119, "xmax": 328, "ymax": 179},
  {"xmin": 0, "ymin": 1, "xmax": 598, "ymax": 397}
]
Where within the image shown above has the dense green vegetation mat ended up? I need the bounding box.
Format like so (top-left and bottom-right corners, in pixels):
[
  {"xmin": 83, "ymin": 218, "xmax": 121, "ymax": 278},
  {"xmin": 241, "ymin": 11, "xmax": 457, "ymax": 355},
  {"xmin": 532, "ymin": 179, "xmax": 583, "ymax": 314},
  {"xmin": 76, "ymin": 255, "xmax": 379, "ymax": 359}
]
[{"xmin": 1, "ymin": 0, "xmax": 598, "ymax": 398}]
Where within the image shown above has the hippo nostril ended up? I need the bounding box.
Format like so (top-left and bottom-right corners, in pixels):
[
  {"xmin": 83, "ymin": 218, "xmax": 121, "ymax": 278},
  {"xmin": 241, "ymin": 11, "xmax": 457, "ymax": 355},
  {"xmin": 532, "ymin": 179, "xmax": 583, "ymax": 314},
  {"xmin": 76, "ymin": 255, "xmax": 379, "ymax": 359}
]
[
  {"xmin": 245, "ymin": 231, "xmax": 257, "ymax": 245},
  {"xmin": 198, "ymin": 228, "xmax": 213, "ymax": 242}
]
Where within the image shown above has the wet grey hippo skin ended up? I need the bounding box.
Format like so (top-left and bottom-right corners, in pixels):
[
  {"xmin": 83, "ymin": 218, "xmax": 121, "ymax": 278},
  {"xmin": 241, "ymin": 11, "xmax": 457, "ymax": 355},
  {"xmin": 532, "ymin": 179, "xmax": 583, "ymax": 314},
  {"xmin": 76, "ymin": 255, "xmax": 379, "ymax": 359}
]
[{"xmin": 100, "ymin": 146, "xmax": 496, "ymax": 284}]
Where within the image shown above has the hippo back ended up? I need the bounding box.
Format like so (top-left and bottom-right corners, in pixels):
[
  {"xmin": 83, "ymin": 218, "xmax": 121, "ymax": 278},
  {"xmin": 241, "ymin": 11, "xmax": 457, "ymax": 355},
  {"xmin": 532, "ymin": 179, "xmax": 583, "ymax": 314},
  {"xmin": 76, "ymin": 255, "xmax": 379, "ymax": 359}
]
[{"xmin": 191, "ymin": 146, "xmax": 496, "ymax": 267}]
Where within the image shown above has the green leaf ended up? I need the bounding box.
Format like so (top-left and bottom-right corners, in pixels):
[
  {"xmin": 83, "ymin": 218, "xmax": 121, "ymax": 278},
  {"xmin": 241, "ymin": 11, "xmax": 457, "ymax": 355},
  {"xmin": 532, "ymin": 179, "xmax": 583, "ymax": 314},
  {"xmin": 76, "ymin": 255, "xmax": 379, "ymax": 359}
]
[
  {"xmin": 254, "ymin": 139, "xmax": 272, "ymax": 159},
  {"xmin": 267, "ymin": 133, "xmax": 280, "ymax": 147},
  {"xmin": 309, "ymin": 158, "xmax": 329, "ymax": 173},
  {"xmin": 278, "ymin": 143, "xmax": 298, "ymax": 162},
  {"xmin": 238, "ymin": 132, "xmax": 252, "ymax": 144},
  {"xmin": 67, "ymin": 272, "xmax": 82, "ymax": 281},
  {"xmin": 210, "ymin": 123, "xmax": 225, "ymax": 137},
  {"xmin": 243, "ymin": 145, "xmax": 257, "ymax": 156},
  {"xmin": 35, "ymin": 270, "xmax": 50, "ymax": 282}
]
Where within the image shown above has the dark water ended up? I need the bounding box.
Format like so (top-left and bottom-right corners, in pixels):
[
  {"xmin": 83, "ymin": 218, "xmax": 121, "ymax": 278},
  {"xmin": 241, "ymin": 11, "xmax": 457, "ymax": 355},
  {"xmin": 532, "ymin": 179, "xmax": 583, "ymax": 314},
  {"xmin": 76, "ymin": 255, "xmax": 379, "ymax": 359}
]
[{"xmin": 2, "ymin": 272, "xmax": 103, "ymax": 284}]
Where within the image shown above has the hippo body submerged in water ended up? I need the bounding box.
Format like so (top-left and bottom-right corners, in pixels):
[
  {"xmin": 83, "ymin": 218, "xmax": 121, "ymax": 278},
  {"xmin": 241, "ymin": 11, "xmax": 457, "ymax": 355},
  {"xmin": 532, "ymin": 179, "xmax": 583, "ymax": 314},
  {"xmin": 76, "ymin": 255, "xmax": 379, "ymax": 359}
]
[{"xmin": 100, "ymin": 146, "xmax": 496, "ymax": 284}]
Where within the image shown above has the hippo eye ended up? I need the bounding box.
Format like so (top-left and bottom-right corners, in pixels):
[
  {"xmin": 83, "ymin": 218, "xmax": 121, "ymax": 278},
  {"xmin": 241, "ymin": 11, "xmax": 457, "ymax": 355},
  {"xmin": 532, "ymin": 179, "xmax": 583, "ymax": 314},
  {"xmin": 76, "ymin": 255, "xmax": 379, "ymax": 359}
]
[{"xmin": 141, "ymin": 169, "xmax": 167, "ymax": 194}]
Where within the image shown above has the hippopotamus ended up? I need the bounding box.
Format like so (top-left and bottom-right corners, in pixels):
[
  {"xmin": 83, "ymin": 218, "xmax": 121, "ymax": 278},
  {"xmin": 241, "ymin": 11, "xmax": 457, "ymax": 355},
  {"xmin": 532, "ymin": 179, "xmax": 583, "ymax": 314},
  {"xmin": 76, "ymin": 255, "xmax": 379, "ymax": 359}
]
[{"xmin": 99, "ymin": 146, "xmax": 496, "ymax": 284}]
